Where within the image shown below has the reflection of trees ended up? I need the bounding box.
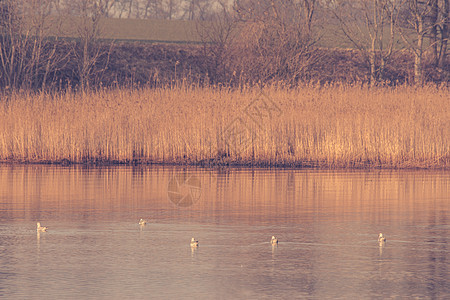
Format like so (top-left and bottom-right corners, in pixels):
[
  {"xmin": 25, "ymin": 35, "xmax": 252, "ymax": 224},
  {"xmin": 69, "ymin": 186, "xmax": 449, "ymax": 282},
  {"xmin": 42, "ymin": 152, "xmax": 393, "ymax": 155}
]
[{"xmin": 1, "ymin": 165, "xmax": 448, "ymax": 229}]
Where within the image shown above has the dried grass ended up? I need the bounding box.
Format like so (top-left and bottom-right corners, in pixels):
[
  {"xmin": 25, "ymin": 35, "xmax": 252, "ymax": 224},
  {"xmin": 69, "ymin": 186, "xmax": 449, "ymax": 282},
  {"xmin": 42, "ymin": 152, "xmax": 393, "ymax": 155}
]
[{"xmin": 0, "ymin": 83, "xmax": 448, "ymax": 168}]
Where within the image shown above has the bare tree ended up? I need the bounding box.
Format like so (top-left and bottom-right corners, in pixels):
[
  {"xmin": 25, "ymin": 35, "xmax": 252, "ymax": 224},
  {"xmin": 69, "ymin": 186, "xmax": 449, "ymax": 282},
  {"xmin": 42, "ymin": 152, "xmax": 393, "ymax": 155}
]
[
  {"xmin": 328, "ymin": 0, "xmax": 400, "ymax": 85},
  {"xmin": 66, "ymin": 0, "xmax": 113, "ymax": 91},
  {"xmin": 397, "ymin": 0, "xmax": 449, "ymax": 84},
  {"xmin": 430, "ymin": 0, "xmax": 439, "ymax": 64},
  {"xmin": 103, "ymin": 0, "xmax": 220, "ymax": 20},
  {"xmin": 0, "ymin": 0, "xmax": 24, "ymax": 90},
  {"xmin": 439, "ymin": 0, "xmax": 449, "ymax": 69},
  {"xmin": 0, "ymin": 0, "xmax": 69, "ymax": 91},
  {"xmin": 113, "ymin": 0, "xmax": 131, "ymax": 18},
  {"xmin": 185, "ymin": 0, "xmax": 215, "ymax": 20},
  {"xmin": 399, "ymin": 0, "xmax": 429, "ymax": 84},
  {"xmin": 230, "ymin": 0, "xmax": 321, "ymax": 85},
  {"xmin": 426, "ymin": 0, "xmax": 449, "ymax": 69},
  {"xmin": 142, "ymin": 0, "xmax": 153, "ymax": 18},
  {"xmin": 428, "ymin": 0, "xmax": 449, "ymax": 70},
  {"xmin": 303, "ymin": 0, "xmax": 316, "ymax": 35},
  {"xmin": 140, "ymin": 0, "xmax": 167, "ymax": 19},
  {"xmin": 197, "ymin": 1, "xmax": 239, "ymax": 83}
]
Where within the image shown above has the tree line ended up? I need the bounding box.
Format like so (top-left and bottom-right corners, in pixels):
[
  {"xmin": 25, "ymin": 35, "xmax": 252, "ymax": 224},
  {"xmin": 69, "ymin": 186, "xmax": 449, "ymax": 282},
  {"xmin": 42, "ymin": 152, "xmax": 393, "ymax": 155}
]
[
  {"xmin": 0, "ymin": 0, "xmax": 448, "ymax": 92},
  {"xmin": 201, "ymin": 0, "xmax": 448, "ymax": 86}
]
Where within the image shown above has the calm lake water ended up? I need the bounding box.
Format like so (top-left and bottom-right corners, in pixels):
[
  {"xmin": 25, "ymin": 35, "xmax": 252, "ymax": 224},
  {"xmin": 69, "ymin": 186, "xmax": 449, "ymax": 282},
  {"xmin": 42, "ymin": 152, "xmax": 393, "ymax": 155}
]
[{"xmin": 0, "ymin": 165, "xmax": 448, "ymax": 299}]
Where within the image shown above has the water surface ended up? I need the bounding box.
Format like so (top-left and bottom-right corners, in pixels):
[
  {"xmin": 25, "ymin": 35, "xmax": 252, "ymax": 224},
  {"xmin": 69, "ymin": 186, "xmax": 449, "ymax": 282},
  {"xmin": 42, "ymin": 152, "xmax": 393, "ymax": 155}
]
[{"xmin": 0, "ymin": 166, "xmax": 448, "ymax": 299}]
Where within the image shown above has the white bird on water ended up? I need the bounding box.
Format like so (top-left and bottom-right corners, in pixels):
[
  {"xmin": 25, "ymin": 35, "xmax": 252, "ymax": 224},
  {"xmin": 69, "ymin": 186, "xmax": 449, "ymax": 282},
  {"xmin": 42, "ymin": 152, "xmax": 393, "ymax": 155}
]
[
  {"xmin": 139, "ymin": 219, "xmax": 147, "ymax": 226},
  {"xmin": 378, "ymin": 233, "xmax": 386, "ymax": 242},
  {"xmin": 271, "ymin": 236, "xmax": 278, "ymax": 245},
  {"xmin": 190, "ymin": 238, "xmax": 199, "ymax": 247},
  {"xmin": 36, "ymin": 222, "xmax": 48, "ymax": 232}
]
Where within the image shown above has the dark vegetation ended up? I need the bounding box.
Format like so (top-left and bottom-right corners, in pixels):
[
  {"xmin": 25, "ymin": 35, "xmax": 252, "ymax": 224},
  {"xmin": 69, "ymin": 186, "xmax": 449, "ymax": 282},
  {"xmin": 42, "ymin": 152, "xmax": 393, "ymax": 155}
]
[
  {"xmin": 84, "ymin": 42, "xmax": 448, "ymax": 87},
  {"xmin": 1, "ymin": 40, "xmax": 449, "ymax": 92}
]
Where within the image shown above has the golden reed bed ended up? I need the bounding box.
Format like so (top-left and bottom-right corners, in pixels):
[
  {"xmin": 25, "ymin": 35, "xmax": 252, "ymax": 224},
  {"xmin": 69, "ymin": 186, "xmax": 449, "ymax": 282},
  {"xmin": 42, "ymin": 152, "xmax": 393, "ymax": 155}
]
[{"xmin": 0, "ymin": 84, "xmax": 448, "ymax": 168}]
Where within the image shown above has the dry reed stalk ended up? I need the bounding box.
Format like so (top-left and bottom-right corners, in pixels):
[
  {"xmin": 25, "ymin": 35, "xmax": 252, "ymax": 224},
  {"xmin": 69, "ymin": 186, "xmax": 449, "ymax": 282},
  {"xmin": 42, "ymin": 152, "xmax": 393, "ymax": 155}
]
[{"xmin": 0, "ymin": 84, "xmax": 448, "ymax": 168}]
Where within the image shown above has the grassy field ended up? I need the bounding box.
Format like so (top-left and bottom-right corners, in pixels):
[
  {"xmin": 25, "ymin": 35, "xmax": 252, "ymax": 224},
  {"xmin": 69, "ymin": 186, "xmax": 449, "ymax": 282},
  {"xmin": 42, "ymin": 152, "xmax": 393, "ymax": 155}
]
[
  {"xmin": 38, "ymin": 15, "xmax": 406, "ymax": 48},
  {"xmin": 0, "ymin": 84, "xmax": 448, "ymax": 168},
  {"xmin": 40, "ymin": 16, "xmax": 203, "ymax": 44}
]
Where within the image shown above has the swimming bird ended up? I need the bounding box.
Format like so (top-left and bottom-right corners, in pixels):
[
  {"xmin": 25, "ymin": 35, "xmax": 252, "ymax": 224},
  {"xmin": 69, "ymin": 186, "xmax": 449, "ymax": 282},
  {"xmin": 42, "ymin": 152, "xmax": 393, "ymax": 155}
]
[
  {"xmin": 139, "ymin": 219, "xmax": 147, "ymax": 226},
  {"xmin": 378, "ymin": 233, "xmax": 386, "ymax": 242},
  {"xmin": 36, "ymin": 222, "xmax": 48, "ymax": 232},
  {"xmin": 271, "ymin": 236, "xmax": 278, "ymax": 245},
  {"xmin": 190, "ymin": 238, "xmax": 199, "ymax": 247}
]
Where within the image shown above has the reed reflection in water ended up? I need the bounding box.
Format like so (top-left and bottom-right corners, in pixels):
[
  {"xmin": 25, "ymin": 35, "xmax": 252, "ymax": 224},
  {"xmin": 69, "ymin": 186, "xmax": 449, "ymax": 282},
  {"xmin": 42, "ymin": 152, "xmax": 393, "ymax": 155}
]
[{"xmin": 0, "ymin": 165, "xmax": 448, "ymax": 299}]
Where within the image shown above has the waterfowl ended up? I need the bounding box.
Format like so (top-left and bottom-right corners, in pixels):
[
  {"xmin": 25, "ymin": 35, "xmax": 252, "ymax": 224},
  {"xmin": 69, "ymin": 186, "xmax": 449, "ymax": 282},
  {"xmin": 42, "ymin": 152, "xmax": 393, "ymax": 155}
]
[
  {"xmin": 36, "ymin": 222, "xmax": 48, "ymax": 232},
  {"xmin": 378, "ymin": 233, "xmax": 386, "ymax": 242},
  {"xmin": 271, "ymin": 236, "xmax": 278, "ymax": 245},
  {"xmin": 139, "ymin": 219, "xmax": 147, "ymax": 226},
  {"xmin": 190, "ymin": 238, "xmax": 199, "ymax": 247}
]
